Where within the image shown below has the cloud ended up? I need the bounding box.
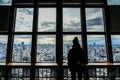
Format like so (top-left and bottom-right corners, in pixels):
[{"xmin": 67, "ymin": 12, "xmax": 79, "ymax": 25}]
[
  {"xmin": 63, "ymin": 8, "xmax": 80, "ymax": 23},
  {"xmin": 111, "ymin": 35, "xmax": 120, "ymax": 44},
  {"xmin": 87, "ymin": 18, "xmax": 102, "ymax": 26},
  {"xmin": 63, "ymin": 35, "xmax": 82, "ymax": 44},
  {"xmin": 39, "ymin": 21, "xmax": 56, "ymax": 32},
  {"xmin": 63, "ymin": 8, "xmax": 81, "ymax": 32},
  {"xmin": 63, "ymin": 21, "xmax": 81, "ymax": 32},
  {"xmin": 86, "ymin": 8, "xmax": 104, "ymax": 31},
  {"xmin": 63, "ymin": 8, "xmax": 104, "ymax": 32},
  {"xmin": 86, "ymin": 18, "xmax": 104, "ymax": 32},
  {"xmin": 87, "ymin": 35, "xmax": 105, "ymax": 44},
  {"xmin": 63, "ymin": 8, "xmax": 80, "ymax": 18},
  {"xmin": 38, "ymin": 8, "xmax": 56, "ymax": 32},
  {"xmin": 15, "ymin": 8, "xmax": 33, "ymax": 32},
  {"xmin": 0, "ymin": 35, "xmax": 8, "ymax": 43},
  {"xmin": 37, "ymin": 35, "xmax": 56, "ymax": 44},
  {"xmin": 15, "ymin": 8, "xmax": 104, "ymax": 32},
  {"xmin": 14, "ymin": 35, "xmax": 32, "ymax": 44}
]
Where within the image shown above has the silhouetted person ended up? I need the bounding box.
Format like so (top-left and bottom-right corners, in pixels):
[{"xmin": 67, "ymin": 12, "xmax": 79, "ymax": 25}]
[{"xmin": 67, "ymin": 37, "xmax": 86, "ymax": 80}]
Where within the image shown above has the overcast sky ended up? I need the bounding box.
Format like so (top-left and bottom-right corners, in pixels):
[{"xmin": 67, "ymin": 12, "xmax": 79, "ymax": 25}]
[{"xmin": 0, "ymin": 0, "xmax": 120, "ymax": 44}]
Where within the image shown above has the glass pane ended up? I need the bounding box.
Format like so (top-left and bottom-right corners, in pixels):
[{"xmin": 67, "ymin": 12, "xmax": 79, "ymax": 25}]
[
  {"xmin": 63, "ymin": 35, "xmax": 82, "ymax": 63},
  {"xmin": 89, "ymin": 68, "xmax": 108, "ymax": 77},
  {"xmin": 87, "ymin": 35, "xmax": 107, "ymax": 62},
  {"xmin": 107, "ymin": 0, "xmax": 120, "ymax": 5},
  {"xmin": 111, "ymin": 35, "xmax": 120, "ymax": 63},
  {"xmin": 37, "ymin": 35, "xmax": 56, "ymax": 62},
  {"xmin": 0, "ymin": 35, "xmax": 8, "ymax": 62},
  {"xmin": 11, "ymin": 68, "xmax": 30, "ymax": 79},
  {"xmin": 89, "ymin": 78, "xmax": 109, "ymax": 80},
  {"xmin": 38, "ymin": 8, "xmax": 56, "ymax": 32},
  {"xmin": 86, "ymin": 8, "xmax": 104, "ymax": 32},
  {"xmin": 0, "ymin": 0, "xmax": 12, "ymax": 5},
  {"xmin": 64, "ymin": 68, "xmax": 71, "ymax": 79},
  {"xmin": 0, "ymin": 68, "xmax": 5, "ymax": 79},
  {"xmin": 15, "ymin": 8, "xmax": 33, "ymax": 32},
  {"xmin": 35, "ymin": 68, "xmax": 56, "ymax": 79},
  {"xmin": 115, "ymin": 67, "xmax": 120, "ymax": 77},
  {"xmin": 63, "ymin": 8, "xmax": 81, "ymax": 32},
  {"xmin": 12, "ymin": 35, "xmax": 32, "ymax": 62},
  {"xmin": 0, "ymin": 7, "xmax": 10, "ymax": 32}
]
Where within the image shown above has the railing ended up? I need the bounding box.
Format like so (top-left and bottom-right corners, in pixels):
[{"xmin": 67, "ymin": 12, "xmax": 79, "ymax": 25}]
[{"xmin": 0, "ymin": 63, "xmax": 120, "ymax": 80}]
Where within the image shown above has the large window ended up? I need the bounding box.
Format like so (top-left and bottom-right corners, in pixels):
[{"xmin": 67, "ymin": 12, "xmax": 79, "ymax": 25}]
[
  {"xmin": 86, "ymin": 8, "xmax": 104, "ymax": 32},
  {"xmin": 0, "ymin": 0, "xmax": 12, "ymax": 5},
  {"xmin": 63, "ymin": 35, "xmax": 82, "ymax": 63},
  {"xmin": 111, "ymin": 35, "xmax": 120, "ymax": 63},
  {"xmin": 37, "ymin": 35, "xmax": 56, "ymax": 62},
  {"xmin": 0, "ymin": 68, "xmax": 5, "ymax": 79},
  {"xmin": 38, "ymin": 8, "xmax": 56, "ymax": 32},
  {"xmin": 15, "ymin": 8, "xmax": 33, "ymax": 32},
  {"xmin": 10, "ymin": 68, "xmax": 30, "ymax": 79},
  {"xmin": 107, "ymin": 0, "xmax": 120, "ymax": 5},
  {"xmin": 35, "ymin": 68, "xmax": 56, "ymax": 80},
  {"xmin": 87, "ymin": 35, "xmax": 107, "ymax": 62},
  {"xmin": 63, "ymin": 8, "xmax": 81, "ymax": 32},
  {"xmin": 89, "ymin": 68, "xmax": 108, "ymax": 80},
  {"xmin": 12, "ymin": 35, "xmax": 32, "ymax": 62},
  {"xmin": 0, "ymin": 35, "xmax": 8, "ymax": 62},
  {"xmin": 0, "ymin": 0, "xmax": 120, "ymax": 79}
]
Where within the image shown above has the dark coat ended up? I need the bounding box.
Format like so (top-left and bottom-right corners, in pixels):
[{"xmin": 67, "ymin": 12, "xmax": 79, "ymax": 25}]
[{"xmin": 67, "ymin": 46, "xmax": 86, "ymax": 72}]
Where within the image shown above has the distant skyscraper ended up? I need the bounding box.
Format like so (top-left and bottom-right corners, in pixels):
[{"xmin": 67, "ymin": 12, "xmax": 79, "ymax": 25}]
[
  {"xmin": 93, "ymin": 42, "xmax": 96, "ymax": 47},
  {"xmin": 21, "ymin": 42, "xmax": 25, "ymax": 50}
]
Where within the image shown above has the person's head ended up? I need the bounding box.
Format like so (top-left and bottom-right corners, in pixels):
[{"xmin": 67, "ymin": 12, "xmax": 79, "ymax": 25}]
[
  {"xmin": 73, "ymin": 37, "xmax": 79, "ymax": 45},
  {"xmin": 72, "ymin": 37, "xmax": 81, "ymax": 48}
]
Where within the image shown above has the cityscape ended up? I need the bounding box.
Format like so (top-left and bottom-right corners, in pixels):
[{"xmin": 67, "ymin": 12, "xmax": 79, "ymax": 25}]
[{"xmin": 0, "ymin": 40, "xmax": 120, "ymax": 63}]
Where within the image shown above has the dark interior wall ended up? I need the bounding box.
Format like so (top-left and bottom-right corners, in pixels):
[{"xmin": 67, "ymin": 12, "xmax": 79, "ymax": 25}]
[
  {"xmin": 0, "ymin": 7, "xmax": 10, "ymax": 32},
  {"xmin": 110, "ymin": 6, "xmax": 120, "ymax": 32}
]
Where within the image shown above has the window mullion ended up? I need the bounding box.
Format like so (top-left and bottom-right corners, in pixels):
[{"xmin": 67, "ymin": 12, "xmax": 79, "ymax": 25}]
[
  {"xmin": 30, "ymin": 0, "xmax": 38, "ymax": 80},
  {"xmin": 6, "ymin": 0, "xmax": 15, "ymax": 64},
  {"xmin": 56, "ymin": 0, "xmax": 64, "ymax": 80},
  {"xmin": 81, "ymin": 1, "xmax": 89, "ymax": 79},
  {"xmin": 56, "ymin": 0, "xmax": 63, "ymax": 65},
  {"xmin": 81, "ymin": 0, "xmax": 88, "ymax": 64},
  {"xmin": 31, "ymin": 0, "xmax": 38, "ymax": 65},
  {"xmin": 104, "ymin": 0, "xmax": 113, "ymax": 63}
]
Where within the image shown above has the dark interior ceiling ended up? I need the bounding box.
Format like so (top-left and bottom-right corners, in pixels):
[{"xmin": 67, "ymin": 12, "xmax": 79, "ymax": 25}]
[{"xmin": 14, "ymin": 0, "xmax": 104, "ymax": 3}]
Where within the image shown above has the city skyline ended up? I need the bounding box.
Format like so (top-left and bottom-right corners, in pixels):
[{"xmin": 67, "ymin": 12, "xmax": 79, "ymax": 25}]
[{"xmin": 0, "ymin": 36, "xmax": 120, "ymax": 63}]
